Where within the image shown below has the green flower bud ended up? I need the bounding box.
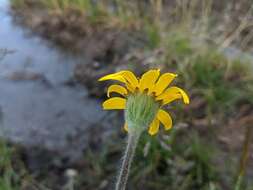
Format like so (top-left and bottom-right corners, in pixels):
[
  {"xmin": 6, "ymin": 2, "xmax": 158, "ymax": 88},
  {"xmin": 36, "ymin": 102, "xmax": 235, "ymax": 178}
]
[{"xmin": 125, "ymin": 93, "xmax": 159, "ymax": 133}]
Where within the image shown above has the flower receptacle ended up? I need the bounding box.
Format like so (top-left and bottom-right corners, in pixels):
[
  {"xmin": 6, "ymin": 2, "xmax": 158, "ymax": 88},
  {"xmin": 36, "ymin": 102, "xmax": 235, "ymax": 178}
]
[{"xmin": 125, "ymin": 93, "xmax": 159, "ymax": 134}]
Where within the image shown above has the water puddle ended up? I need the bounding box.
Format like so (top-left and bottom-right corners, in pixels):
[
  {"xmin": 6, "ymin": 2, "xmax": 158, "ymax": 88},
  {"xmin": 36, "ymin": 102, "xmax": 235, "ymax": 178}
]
[{"xmin": 0, "ymin": 0, "xmax": 114, "ymax": 157}]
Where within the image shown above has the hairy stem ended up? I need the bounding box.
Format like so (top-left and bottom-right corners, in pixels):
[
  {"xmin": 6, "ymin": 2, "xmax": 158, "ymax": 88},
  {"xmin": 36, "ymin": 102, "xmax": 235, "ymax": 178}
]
[{"xmin": 115, "ymin": 131, "xmax": 141, "ymax": 190}]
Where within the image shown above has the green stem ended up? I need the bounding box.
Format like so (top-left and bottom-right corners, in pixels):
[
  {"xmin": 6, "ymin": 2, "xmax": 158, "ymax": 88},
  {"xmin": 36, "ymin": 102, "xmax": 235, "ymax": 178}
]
[
  {"xmin": 235, "ymin": 175, "xmax": 243, "ymax": 190},
  {"xmin": 115, "ymin": 131, "xmax": 141, "ymax": 190}
]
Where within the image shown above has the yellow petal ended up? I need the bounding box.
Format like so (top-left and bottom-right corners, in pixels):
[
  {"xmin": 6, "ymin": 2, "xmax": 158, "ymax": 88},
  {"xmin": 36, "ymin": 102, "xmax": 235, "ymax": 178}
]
[
  {"xmin": 107, "ymin": 85, "xmax": 128, "ymax": 97},
  {"xmin": 178, "ymin": 88, "xmax": 190, "ymax": 104},
  {"xmin": 99, "ymin": 70, "xmax": 139, "ymax": 90},
  {"xmin": 120, "ymin": 70, "xmax": 139, "ymax": 89},
  {"xmin": 156, "ymin": 86, "xmax": 190, "ymax": 105},
  {"xmin": 157, "ymin": 109, "xmax": 172, "ymax": 130},
  {"xmin": 139, "ymin": 69, "xmax": 160, "ymax": 92},
  {"xmin": 148, "ymin": 118, "xmax": 160, "ymax": 135},
  {"xmin": 102, "ymin": 97, "xmax": 126, "ymax": 110},
  {"xmin": 153, "ymin": 73, "xmax": 177, "ymax": 96},
  {"xmin": 124, "ymin": 123, "xmax": 128, "ymax": 132},
  {"xmin": 99, "ymin": 73, "xmax": 126, "ymax": 83},
  {"xmin": 126, "ymin": 83, "xmax": 135, "ymax": 93},
  {"xmin": 157, "ymin": 94, "xmax": 182, "ymax": 105}
]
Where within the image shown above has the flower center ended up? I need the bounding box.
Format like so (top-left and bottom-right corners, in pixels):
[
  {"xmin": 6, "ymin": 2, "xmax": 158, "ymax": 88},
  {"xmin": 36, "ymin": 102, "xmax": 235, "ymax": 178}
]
[{"xmin": 125, "ymin": 93, "xmax": 159, "ymax": 133}]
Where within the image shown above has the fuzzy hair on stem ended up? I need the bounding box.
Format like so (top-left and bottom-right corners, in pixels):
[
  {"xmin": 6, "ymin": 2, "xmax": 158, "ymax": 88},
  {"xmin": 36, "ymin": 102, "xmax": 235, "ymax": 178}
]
[{"xmin": 115, "ymin": 130, "xmax": 141, "ymax": 190}]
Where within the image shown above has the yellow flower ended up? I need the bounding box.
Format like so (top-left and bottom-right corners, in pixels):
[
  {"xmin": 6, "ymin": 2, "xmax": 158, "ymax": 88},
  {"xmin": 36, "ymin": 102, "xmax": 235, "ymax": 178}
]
[{"xmin": 99, "ymin": 70, "xmax": 189, "ymax": 135}]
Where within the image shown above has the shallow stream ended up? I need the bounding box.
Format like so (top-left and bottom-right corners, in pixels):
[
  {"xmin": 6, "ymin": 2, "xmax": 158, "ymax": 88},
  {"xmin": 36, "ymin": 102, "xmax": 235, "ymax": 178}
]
[{"xmin": 0, "ymin": 0, "xmax": 114, "ymax": 158}]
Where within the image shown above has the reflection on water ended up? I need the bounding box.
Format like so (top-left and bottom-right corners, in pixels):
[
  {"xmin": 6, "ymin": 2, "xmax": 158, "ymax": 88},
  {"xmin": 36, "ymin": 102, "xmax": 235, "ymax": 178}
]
[
  {"xmin": 0, "ymin": 0, "xmax": 78, "ymax": 84},
  {"xmin": 0, "ymin": 0, "xmax": 110, "ymax": 156}
]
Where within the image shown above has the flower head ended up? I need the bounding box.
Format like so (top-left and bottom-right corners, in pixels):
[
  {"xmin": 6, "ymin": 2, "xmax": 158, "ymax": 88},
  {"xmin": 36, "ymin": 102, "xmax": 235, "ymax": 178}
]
[{"xmin": 99, "ymin": 70, "xmax": 189, "ymax": 135}]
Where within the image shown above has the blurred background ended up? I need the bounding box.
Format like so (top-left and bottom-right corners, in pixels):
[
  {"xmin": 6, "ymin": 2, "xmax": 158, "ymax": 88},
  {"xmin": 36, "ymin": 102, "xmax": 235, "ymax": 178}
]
[{"xmin": 0, "ymin": 0, "xmax": 253, "ymax": 189}]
